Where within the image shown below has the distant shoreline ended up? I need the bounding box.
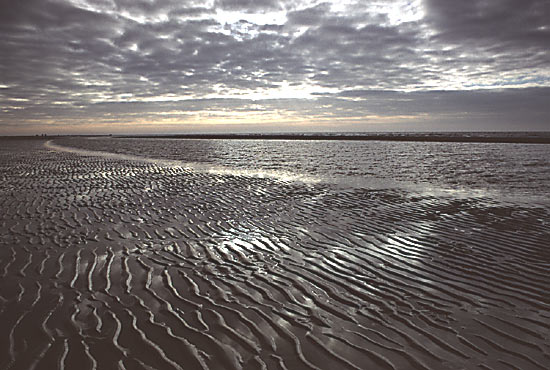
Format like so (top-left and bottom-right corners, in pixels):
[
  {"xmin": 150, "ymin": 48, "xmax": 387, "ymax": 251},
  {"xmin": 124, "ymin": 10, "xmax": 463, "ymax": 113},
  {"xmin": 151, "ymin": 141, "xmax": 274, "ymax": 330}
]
[
  {"xmin": 117, "ymin": 133, "xmax": 550, "ymax": 144},
  {"xmin": 3, "ymin": 132, "xmax": 550, "ymax": 144}
]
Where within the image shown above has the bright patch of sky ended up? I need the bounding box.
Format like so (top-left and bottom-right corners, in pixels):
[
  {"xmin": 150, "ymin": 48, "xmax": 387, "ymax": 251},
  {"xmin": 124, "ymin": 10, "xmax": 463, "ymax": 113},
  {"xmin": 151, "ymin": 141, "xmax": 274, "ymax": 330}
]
[{"xmin": 214, "ymin": 9, "xmax": 287, "ymax": 27}]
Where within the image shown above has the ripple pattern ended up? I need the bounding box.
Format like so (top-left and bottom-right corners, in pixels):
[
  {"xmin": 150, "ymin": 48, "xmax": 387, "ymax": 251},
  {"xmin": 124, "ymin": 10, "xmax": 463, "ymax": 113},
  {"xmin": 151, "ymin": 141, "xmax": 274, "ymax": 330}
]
[{"xmin": 0, "ymin": 138, "xmax": 549, "ymax": 369}]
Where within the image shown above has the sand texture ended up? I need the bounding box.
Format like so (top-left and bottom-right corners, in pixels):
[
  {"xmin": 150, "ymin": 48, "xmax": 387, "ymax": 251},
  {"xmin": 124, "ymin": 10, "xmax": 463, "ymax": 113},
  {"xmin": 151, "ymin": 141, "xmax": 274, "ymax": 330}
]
[{"xmin": 1, "ymin": 139, "xmax": 550, "ymax": 369}]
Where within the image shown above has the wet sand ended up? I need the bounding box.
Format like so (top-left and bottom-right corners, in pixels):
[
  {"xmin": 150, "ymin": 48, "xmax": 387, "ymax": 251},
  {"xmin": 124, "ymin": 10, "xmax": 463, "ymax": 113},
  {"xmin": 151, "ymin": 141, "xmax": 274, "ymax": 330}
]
[{"xmin": 1, "ymin": 139, "xmax": 549, "ymax": 369}]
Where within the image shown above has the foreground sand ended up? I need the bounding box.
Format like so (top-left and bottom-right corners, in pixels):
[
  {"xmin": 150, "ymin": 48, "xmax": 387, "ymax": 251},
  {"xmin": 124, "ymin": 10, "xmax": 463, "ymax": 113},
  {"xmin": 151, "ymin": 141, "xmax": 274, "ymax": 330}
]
[{"xmin": 1, "ymin": 139, "xmax": 549, "ymax": 370}]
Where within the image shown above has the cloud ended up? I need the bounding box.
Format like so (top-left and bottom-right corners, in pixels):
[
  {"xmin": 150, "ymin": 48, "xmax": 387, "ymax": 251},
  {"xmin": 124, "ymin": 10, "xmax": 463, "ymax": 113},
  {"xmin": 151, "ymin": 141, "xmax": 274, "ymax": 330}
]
[
  {"xmin": 335, "ymin": 87, "xmax": 550, "ymax": 116},
  {"xmin": 0, "ymin": 0, "xmax": 549, "ymax": 134},
  {"xmin": 424, "ymin": 0, "xmax": 550, "ymax": 49},
  {"xmin": 215, "ymin": 0, "xmax": 282, "ymax": 12},
  {"xmin": 286, "ymin": 2, "xmax": 331, "ymax": 25}
]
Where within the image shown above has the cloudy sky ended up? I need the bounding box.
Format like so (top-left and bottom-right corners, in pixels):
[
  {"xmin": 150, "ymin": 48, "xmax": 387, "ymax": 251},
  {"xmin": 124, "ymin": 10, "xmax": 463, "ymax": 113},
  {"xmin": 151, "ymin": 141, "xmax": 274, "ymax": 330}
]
[{"xmin": 1, "ymin": 0, "xmax": 549, "ymax": 134}]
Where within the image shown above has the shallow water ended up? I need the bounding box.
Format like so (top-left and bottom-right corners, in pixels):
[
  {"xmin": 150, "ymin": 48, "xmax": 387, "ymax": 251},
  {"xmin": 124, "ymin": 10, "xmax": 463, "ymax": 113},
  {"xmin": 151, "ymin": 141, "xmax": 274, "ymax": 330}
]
[
  {"xmin": 52, "ymin": 136, "xmax": 550, "ymax": 203},
  {"xmin": 1, "ymin": 137, "xmax": 549, "ymax": 370}
]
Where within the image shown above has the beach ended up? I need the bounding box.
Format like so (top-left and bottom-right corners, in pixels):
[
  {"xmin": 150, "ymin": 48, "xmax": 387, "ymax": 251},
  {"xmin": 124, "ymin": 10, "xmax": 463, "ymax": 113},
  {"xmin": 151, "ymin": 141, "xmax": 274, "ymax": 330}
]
[{"xmin": 1, "ymin": 137, "xmax": 549, "ymax": 369}]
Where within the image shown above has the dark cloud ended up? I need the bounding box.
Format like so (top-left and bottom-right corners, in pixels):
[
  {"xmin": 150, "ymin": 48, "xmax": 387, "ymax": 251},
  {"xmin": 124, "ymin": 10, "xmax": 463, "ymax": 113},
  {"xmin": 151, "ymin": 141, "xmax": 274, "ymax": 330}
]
[
  {"xmin": 215, "ymin": 0, "xmax": 282, "ymax": 12},
  {"xmin": 424, "ymin": 0, "xmax": 550, "ymax": 48},
  {"xmin": 335, "ymin": 87, "xmax": 550, "ymax": 116},
  {"xmin": 0, "ymin": 0, "xmax": 549, "ymax": 134}
]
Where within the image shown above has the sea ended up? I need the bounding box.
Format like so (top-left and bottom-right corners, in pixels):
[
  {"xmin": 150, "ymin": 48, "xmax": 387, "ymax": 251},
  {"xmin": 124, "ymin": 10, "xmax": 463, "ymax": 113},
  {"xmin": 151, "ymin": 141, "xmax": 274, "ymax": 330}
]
[{"xmin": 50, "ymin": 132, "xmax": 550, "ymax": 204}]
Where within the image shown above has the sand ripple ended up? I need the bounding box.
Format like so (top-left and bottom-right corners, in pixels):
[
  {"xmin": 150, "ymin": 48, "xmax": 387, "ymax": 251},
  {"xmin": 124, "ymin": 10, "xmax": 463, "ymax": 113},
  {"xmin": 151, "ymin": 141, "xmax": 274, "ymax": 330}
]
[{"xmin": 0, "ymin": 138, "xmax": 549, "ymax": 369}]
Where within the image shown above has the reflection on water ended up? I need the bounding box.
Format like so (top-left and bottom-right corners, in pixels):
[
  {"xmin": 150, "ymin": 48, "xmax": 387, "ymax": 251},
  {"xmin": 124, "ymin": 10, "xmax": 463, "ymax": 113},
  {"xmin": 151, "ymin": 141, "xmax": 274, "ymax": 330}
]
[
  {"xmin": 52, "ymin": 137, "xmax": 550, "ymax": 203},
  {"xmin": 46, "ymin": 140, "xmax": 322, "ymax": 184}
]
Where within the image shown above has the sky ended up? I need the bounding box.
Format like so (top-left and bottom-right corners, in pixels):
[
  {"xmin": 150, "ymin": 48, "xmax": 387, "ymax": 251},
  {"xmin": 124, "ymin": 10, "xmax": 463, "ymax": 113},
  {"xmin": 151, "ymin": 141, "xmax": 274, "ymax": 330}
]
[{"xmin": 1, "ymin": 0, "xmax": 549, "ymax": 135}]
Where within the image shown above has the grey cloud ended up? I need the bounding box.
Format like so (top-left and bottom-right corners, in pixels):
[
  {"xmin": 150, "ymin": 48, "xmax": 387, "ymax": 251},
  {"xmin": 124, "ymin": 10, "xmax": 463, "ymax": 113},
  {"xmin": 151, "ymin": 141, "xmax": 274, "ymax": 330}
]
[
  {"xmin": 424, "ymin": 0, "xmax": 550, "ymax": 49},
  {"xmin": 2, "ymin": 86, "xmax": 549, "ymax": 133},
  {"xmin": 286, "ymin": 3, "xmax": 331, "ymax": 25},
  {"xmin": 112, "ymin": 0, "xmax": 209, "ymax": 17},
  {"xmin": 259, "ymin": 23, "xmax": 284, "ymax": 32},
  {"xmin": 214, "ymin": 0, "xmax": 282, "ymax": 12},
  {"xmin": 4, "ymin": 88, "xmax": 549, "ymax": 132},
  {"xmin": 336, "ymin": 87, "xmax": 550, "ymax": 116},
  {"xmin": 168, "ymin": 6, "xmax": 215, "ymax": 17},
  {"xmin": 1, "ymin": 0, "xmax": 549, "ymax": 133},
  {"xmin": 288, "ymin": 14, "xmax": 425, "ymax": 89}
]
